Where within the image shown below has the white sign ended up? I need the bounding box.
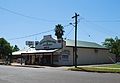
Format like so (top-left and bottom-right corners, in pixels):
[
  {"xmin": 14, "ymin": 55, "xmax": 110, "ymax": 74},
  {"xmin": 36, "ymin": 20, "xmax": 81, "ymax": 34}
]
[
  {"xmin": 35, "ymin": 35, "xmax": 62, "ymax": 50},
  {"xmin": 26, "ymin": 41, "xmax": 34, "ymax": 46}
]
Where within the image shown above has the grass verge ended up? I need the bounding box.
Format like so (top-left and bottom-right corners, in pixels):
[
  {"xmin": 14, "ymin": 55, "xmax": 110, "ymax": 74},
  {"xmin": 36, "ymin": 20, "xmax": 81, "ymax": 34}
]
[
  {"xmin": 100, "ymin": 64, "xmax": 120, "ymax": 68},
  {"xmin": 68, "ymin": 64, "xmax": 120, "ymax": 73}
]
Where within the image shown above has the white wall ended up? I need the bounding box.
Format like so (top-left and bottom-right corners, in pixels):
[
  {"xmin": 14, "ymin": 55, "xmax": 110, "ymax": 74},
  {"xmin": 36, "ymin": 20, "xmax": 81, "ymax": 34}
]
[
  {"xmin": 55, "ymin": 46, "xmax": 116, "ymax": 65},
  {"xmin": 77, "ymin": 48, "xmax": 116, "ymax": 65},
  {"xmin": 58, "ymin": 47, "xmax": 73, "ymax": 65}
]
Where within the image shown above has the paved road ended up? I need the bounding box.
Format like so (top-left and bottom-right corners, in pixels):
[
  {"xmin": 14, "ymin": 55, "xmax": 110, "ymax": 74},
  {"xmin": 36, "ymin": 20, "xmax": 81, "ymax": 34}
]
[{"xmin": 0, "ymin": 65, "xmax": 120, "ymax": 83}]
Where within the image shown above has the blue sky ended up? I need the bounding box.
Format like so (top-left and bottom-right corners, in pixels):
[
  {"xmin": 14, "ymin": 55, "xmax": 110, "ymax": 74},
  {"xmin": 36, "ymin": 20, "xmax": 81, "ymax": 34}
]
[{"xmin": 0, "ymin": 0, "xmax": 120, "ymax": 49}]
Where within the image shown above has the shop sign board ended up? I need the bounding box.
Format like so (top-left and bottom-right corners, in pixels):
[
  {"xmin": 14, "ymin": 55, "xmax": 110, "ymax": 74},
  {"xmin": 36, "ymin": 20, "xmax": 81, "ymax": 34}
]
[
  {"xmin": 26, "ymin": 41, "xmax": 34, "ymax": 46},
  {"xmin": 35, "ymin": 35, "xmax": 62, "ymax": 50}
]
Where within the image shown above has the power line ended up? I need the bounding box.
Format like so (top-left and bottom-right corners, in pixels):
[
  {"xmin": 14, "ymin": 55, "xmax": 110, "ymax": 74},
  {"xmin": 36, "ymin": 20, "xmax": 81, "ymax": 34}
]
[
  {"xmin": 81, "ymin": 18, "xmax": 120, "ymax": 22},
  {"xmin": 63, "ymin": 24, "xmax": 71, "ymax": 27},
  {"xmin": 0, "ymin": 5, "xmax": 71, "ymax": 22},
  {"xmin": 79, "ymin": 15, "xmax": 120, "ymax": 22},
  {"xmin": 65, "ymin": 27, "xmax": 74, "ymax": 39},
  {"xmin": 8, "ymin": 23, "xmax": 71, "ymax": 41},
  {"xmin": 64, "ymin": 18, "xmax": 81, "ymax": 39},
  {"xmin": 8, "ymin": 29, "xmax": 54, "ymax": 40},
  {"xmin": 85, "ymin": 20, "xmax": 120, "ymax": 22},
  {"xmin": 81, "ymin": 17, "xmax": 120, "ymax": 37}
]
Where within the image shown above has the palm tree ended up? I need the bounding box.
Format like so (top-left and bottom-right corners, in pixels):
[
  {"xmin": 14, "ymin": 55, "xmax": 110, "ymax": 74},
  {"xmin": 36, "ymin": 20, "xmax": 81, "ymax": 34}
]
[
  {"xmin": 55, "ymin": 24, "xmax": 65, "ymax": 48},
  {"xmin": 55, "ymin": 24, "xmax": 64, "ymax": 39}
]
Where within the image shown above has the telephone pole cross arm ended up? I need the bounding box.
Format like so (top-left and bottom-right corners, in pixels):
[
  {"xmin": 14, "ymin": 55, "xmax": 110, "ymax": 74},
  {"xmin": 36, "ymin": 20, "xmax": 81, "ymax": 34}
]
[{"xmin": 72, "ymin": 13, "xmax": 79, "ymax": 68}]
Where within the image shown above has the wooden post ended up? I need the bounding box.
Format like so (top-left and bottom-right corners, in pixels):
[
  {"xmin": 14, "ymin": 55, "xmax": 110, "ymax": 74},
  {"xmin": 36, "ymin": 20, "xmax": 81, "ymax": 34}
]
[
  {"xmin": 51, "ymin": 53, "xmax": 53, "ymax": 65},
  {"xmin": 21, "ymin": 55, "xmax": 22, "ymax": 65}
]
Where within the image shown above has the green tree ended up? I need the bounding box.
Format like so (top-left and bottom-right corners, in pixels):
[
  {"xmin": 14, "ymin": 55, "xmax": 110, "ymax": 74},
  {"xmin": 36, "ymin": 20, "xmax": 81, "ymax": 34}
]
[
  {"xmin": 103, "ymin": 36, "xmax": 120, "ymax": 62},
  {"xmin": 0, "ymin": 38, "xmax": 12, "ymax": 64},
  {"xmin": 55, "ymin": 24, "xmax": 64, "ymax": 39},
  {"xmin": 12, "ymin": 45, "xmax": 20, "ymax": 52}
]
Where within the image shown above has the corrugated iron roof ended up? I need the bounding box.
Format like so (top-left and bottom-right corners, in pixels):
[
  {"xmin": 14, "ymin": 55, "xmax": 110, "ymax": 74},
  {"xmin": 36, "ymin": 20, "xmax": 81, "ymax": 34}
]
[
  {"xmin": 66, "ymin": 39, "xmax": 106, "ymax": 49},
  {"xmin": 12, "ymin": 40, "xmax": 106, "ymax": 55},
  {"xmin": 12, "ymin": 48, "xmax": 58, "ymax": 55}
]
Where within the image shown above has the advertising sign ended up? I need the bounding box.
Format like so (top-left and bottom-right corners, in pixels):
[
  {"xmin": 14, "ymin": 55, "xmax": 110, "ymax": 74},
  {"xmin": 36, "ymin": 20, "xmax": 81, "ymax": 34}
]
[
  {"xmin": 35, "ymin": 35, "xmax": 62, "ymax": 50},
  {"xmin": 26, "ymin": 41, "xmax": 34, "ymax": 46}
]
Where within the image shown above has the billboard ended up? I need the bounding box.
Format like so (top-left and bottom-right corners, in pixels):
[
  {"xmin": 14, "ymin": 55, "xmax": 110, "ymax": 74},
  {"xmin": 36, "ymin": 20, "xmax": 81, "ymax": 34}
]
[{"xmin": 26, "ymin": 41, "xmax": 34, "ymax": 46}]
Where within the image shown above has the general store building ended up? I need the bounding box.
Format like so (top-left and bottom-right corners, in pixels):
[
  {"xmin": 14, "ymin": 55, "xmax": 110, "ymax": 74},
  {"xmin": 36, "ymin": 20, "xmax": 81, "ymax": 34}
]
[{"xmin": 12, "ymin": 35, "xmax": 115, "ymax": 65}]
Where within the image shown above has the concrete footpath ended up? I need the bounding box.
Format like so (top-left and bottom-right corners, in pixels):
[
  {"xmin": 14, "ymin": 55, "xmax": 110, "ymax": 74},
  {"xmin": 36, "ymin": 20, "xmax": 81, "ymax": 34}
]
[
  {"xmin": 8, "ymin": 63, "xmax": 120, "ymax": 70},
  {"xmin": 11, "ymin": 63, "xmax": 48, "ymax": 68},
  {"xmin": 10, "ymin": 63, "xmax": 70, "ymax": 70}
]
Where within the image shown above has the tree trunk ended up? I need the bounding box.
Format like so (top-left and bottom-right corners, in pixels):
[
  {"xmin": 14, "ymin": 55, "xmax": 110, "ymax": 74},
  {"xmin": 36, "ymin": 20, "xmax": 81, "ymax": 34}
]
[{"xmin": 116, "ymin": 55, "xmax": 118, "ymax": 63}]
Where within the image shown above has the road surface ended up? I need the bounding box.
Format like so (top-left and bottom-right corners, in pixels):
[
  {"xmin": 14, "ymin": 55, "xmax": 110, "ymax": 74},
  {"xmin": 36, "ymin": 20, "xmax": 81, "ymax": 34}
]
[{"xmin": 0, "ymin": 65, "xmax": 120, "ymax": 83}]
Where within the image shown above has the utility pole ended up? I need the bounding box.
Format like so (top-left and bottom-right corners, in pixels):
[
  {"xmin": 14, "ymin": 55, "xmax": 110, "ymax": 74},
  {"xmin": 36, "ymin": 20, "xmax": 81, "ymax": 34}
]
[{"xmin": 72, "ymin": 13, "xmax": 79, "ymax": 68}]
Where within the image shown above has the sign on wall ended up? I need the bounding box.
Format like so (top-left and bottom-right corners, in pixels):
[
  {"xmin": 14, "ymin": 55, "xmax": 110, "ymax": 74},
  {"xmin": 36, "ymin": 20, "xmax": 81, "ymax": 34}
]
[
  {"xmin": 35, "ymin": 35, "xmax": 62, "ymax": 50},
  {"xmin": 61, "ymin": 50, "xmax": 70, "ymax": 61}
]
